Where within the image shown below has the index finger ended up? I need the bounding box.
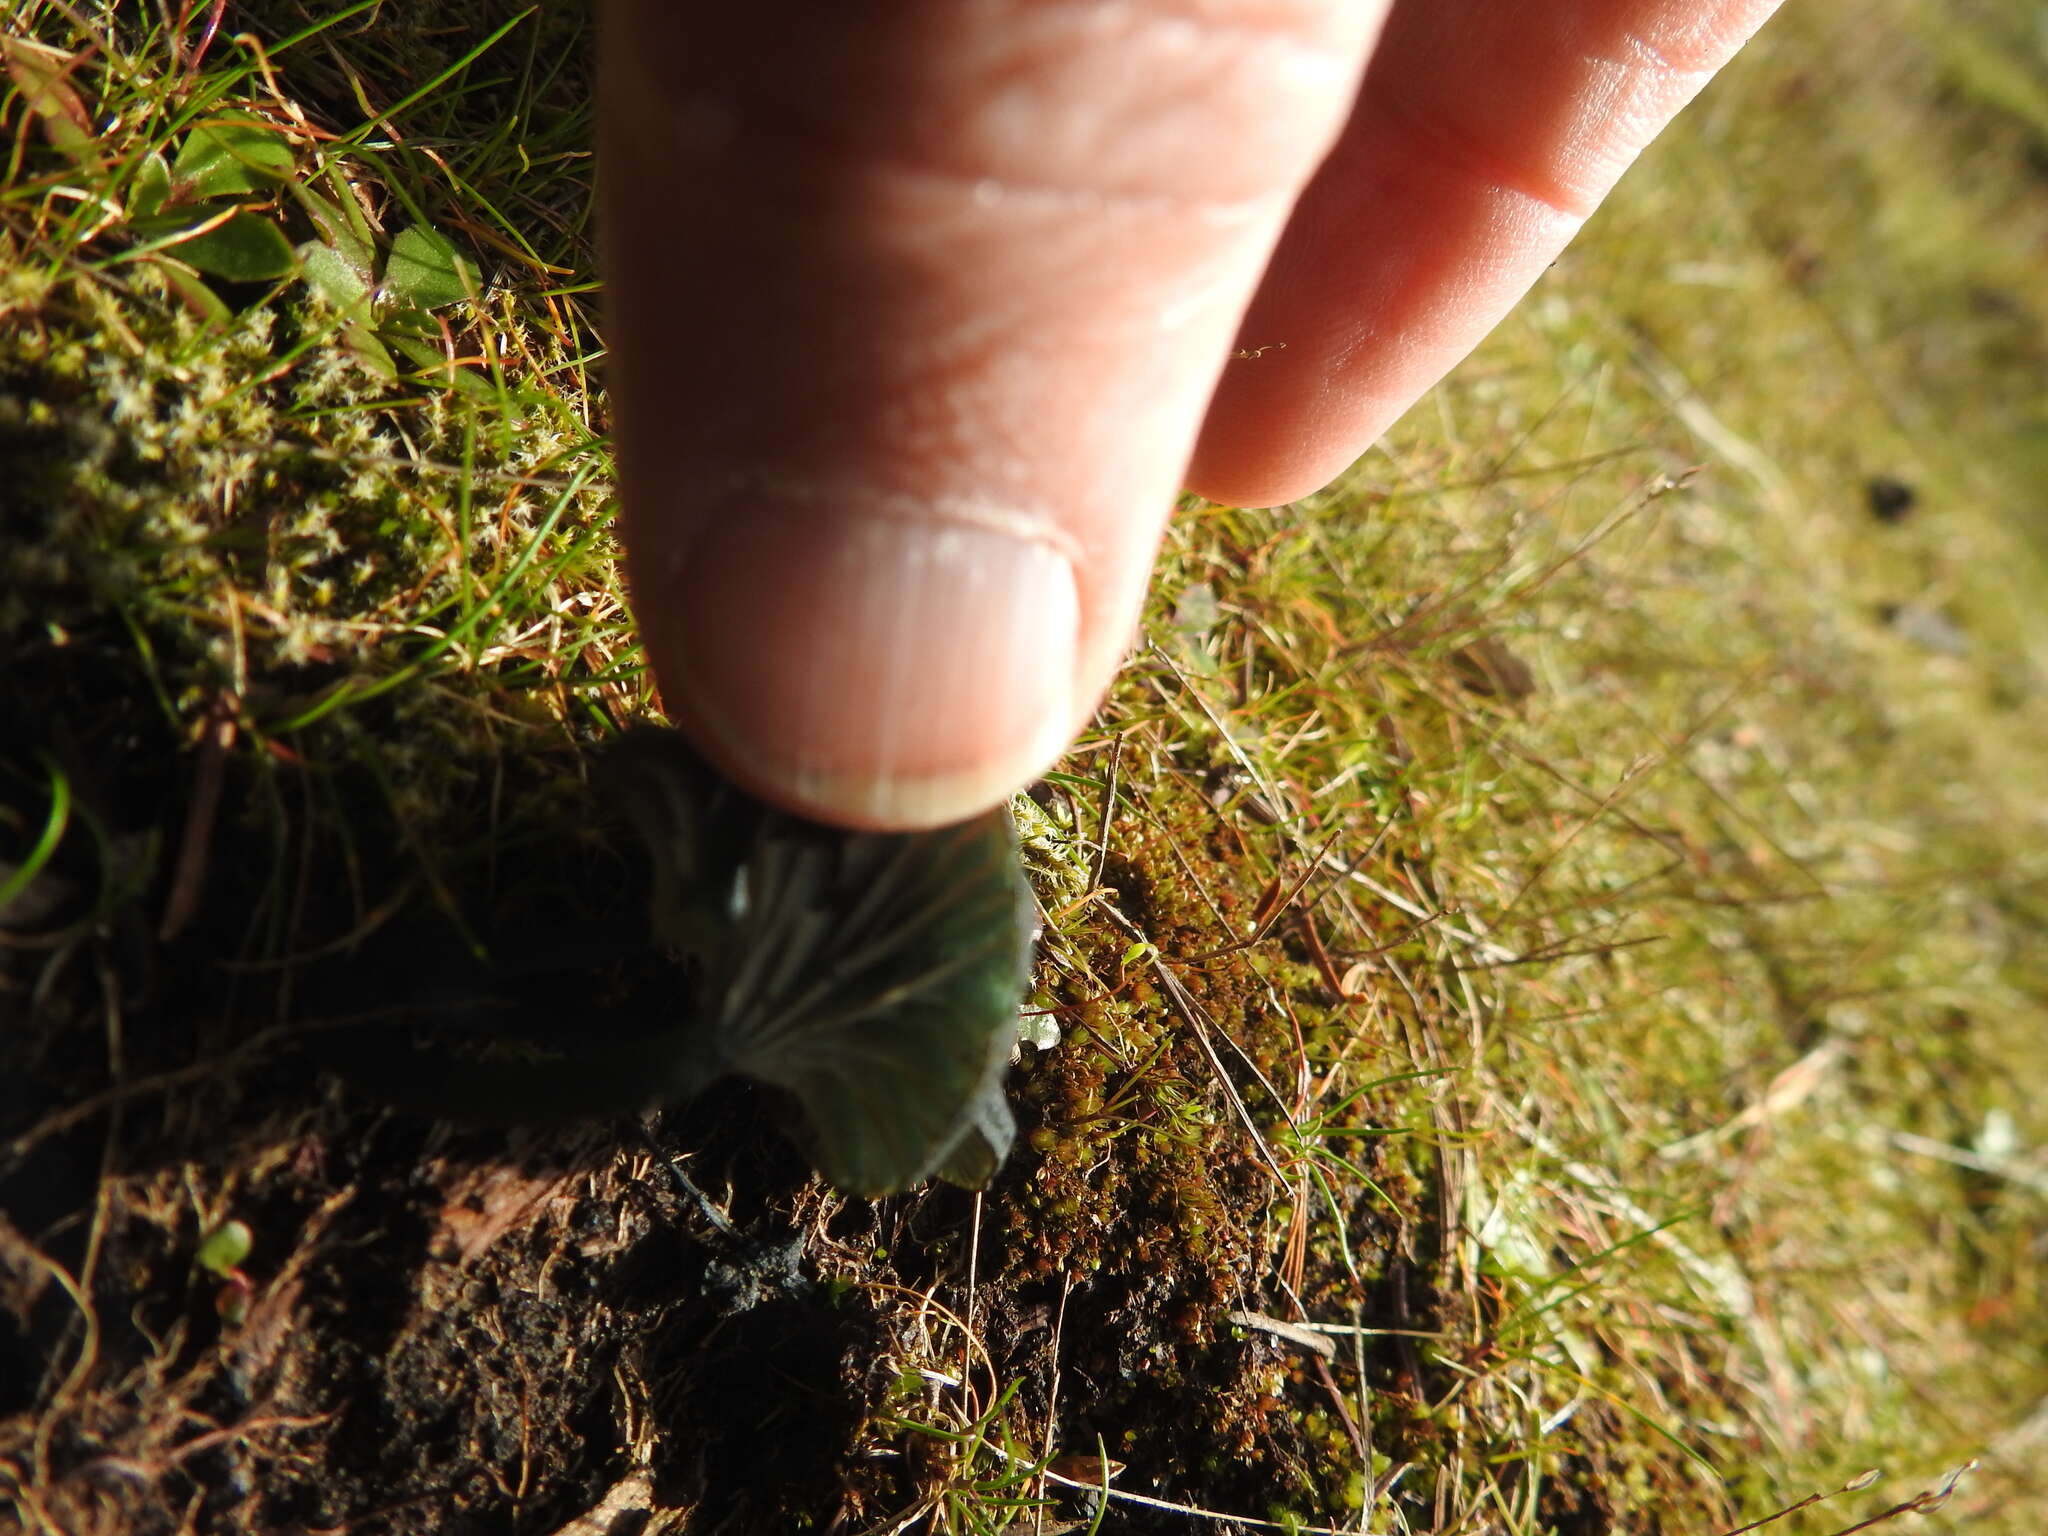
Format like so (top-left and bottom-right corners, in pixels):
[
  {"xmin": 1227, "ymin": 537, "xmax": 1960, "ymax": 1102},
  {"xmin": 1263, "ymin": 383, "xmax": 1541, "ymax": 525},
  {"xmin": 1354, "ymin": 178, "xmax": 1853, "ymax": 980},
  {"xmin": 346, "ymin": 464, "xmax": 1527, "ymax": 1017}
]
[{"xmin": 1189, "ymin": 0, "xmax": 1785, "ymax": 506}]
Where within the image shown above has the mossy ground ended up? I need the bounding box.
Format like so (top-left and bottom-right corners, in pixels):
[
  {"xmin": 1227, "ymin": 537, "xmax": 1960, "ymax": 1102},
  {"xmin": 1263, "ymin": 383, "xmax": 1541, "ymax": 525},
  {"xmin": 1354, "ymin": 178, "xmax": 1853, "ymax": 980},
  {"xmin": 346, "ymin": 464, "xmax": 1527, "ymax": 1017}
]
[{"xmin": 5, "ymin": 2, "xmax": 2047, "ymax": 1533}]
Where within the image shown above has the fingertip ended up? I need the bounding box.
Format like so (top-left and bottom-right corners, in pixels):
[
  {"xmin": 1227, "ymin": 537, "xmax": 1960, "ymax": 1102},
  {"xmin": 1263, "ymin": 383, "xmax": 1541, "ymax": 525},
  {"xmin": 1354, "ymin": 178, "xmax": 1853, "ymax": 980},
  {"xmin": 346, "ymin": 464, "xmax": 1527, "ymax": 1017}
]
[{"xmin": 634, "ymin": 494, "xmax": 1081, "ymax": 831}]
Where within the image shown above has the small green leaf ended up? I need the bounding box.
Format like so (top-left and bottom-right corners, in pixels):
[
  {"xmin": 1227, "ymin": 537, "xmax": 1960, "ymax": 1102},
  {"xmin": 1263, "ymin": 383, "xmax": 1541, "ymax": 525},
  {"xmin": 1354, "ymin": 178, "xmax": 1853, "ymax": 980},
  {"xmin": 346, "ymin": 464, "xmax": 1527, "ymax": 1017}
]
[
  {"xmin": 196, "ymin": 1219, "xmax": 253, "ymax": 1277},
  {"xmin": 323, "ymin": 163, "xmax": 380, "ymax": 260},
  {"xmin": 142, "ymin": 255, "xmax": 233, "ymax": 328},
  {"xmin": 341, "ymin": 318, "xmax": 398, "ymax": 381},
  {"xmin": 172, "ymin": 209, "xmax": 297, "ymax": 281},
  {"xmin": 379, "ymin": 302, "xmax": 440, "ymax": 341},
  {"xmin": 285, "ymin": 179, "xmax": 376, "ymax": 280},
  {"xmin": 129, "ymin": 150, "xmax": 172, "ymax": 218},
  {"xmin": 171, "ymin": 118, "xmax": 293, "ymax": 200},
  {"xmin": 298, "ymin": 239, "xmax": 372, "ymax": 315},
  {"xmin": 383, "ymin": 223, "xmax": 475, "ymax": 309}
]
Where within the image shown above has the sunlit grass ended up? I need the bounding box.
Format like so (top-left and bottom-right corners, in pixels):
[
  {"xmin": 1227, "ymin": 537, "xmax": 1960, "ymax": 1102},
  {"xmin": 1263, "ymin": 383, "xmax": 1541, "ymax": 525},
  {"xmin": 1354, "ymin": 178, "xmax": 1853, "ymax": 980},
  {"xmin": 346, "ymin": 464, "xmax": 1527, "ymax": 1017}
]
[{"xmin": 1241, "ymin": 3, "xmax": 2048, "ymax": 1524}]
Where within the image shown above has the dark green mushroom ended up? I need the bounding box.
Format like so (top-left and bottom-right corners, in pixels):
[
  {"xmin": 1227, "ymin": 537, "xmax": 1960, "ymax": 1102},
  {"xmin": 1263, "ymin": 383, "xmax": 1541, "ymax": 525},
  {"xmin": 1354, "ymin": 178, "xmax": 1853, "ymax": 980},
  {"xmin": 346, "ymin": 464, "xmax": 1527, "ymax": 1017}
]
[{"xmin": 333, "ymin": 727, "xmax": 1033, "ymax": 1199}]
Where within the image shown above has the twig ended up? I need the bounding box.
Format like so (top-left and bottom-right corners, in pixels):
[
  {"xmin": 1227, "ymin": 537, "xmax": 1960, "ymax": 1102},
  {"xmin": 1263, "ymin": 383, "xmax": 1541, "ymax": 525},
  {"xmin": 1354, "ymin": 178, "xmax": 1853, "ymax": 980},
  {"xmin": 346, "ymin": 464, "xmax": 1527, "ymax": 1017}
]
[
  {"xmin": 1225, "ymin": 1310, "xmax": 1336, "ymax": 1361},
  {"xmin": 1, "ymin": 1011, "xmax": 404, "ymax": 1165},
  {"xmin": 159, "ymin": 686, "xmax": 238, "ymax": 942}
]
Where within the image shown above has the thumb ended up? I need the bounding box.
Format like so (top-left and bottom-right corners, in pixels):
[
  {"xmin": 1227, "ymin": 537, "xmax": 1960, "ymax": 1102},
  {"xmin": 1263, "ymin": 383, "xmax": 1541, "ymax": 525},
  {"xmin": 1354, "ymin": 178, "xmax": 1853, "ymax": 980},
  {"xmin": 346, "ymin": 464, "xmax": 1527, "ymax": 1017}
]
[{"xmin": 599, "ymin": 0, "xmax": 1380, "ymax": 828}]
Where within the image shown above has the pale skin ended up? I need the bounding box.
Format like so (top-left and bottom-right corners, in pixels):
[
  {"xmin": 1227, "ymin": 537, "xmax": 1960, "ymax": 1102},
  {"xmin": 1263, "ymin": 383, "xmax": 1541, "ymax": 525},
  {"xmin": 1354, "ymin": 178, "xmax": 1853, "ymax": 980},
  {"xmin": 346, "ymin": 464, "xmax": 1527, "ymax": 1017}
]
[{"xmin": 599, "ymin": 0, "xmax": 1785, "ymax": 831}]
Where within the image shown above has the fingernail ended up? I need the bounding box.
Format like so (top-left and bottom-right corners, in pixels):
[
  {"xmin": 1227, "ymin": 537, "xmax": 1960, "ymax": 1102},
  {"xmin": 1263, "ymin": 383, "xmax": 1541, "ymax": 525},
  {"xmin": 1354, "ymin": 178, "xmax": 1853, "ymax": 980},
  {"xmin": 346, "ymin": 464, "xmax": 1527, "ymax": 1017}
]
[{"xmin": 646, "ymin": 499, "xmax": 1079, "ymax": 830}]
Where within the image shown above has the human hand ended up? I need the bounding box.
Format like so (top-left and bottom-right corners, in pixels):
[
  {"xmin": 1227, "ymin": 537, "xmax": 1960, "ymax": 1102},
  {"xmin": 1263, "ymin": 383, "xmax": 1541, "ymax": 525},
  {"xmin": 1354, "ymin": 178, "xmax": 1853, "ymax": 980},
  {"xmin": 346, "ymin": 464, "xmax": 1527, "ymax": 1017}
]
[{"xmin": 598, "ymin": 0, "xmax": 1781, "ymax": 830}]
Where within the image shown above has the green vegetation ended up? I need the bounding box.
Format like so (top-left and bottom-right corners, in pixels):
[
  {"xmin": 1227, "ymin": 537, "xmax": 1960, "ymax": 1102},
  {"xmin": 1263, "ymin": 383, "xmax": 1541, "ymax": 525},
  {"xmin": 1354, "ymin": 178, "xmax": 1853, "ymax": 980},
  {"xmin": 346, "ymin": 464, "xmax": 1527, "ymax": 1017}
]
[{"xmin": 3, "ymin": 2, "xmax": 2045, "ymax": 1533}]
